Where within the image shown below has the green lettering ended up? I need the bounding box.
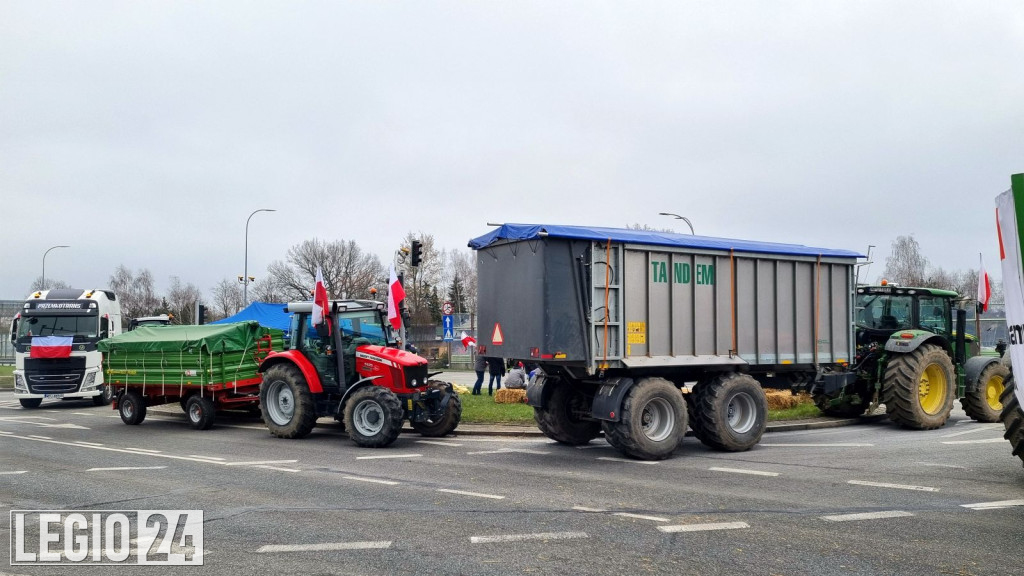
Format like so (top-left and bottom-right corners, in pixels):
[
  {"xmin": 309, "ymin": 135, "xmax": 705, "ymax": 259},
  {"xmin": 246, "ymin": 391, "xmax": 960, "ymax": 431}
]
[
  {"xmin": 657, "ymin": 262, "xmax": 667, "ymax": 283},
  {"xmin": 674, "ymin": 263, "xmax": 691, "ymax": 284}
]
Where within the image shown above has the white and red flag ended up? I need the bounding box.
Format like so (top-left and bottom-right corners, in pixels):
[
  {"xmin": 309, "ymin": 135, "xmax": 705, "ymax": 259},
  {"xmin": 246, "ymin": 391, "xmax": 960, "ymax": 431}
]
[
  {"xmin": 460, "ymin": 331, "xmax": 477, "ymax": 349},
  {"xmin": 977, "ymin": 253, "xmax": 992, "ymax": 313},
  {"xmin": 312, "ymin": 265, "xmax": 329, "ymax": 326},
  {"xmin": 30, "ymin": 335, "xmax": 73, "ymax": 359},
  {"xmin": 388, "ymin": 263, "xmax": 406, "ymax": 330}
]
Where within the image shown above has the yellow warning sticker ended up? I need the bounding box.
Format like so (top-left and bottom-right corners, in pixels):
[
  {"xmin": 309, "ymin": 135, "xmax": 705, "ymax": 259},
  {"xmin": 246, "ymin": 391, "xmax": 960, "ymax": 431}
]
[{"xmin": 627, "ymin": 321, "xmax": 646, "ymax": 344}]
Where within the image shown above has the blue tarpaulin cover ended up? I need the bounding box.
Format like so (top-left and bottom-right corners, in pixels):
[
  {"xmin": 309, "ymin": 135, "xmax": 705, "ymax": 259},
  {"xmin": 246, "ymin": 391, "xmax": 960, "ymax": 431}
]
[
  {"xmin": 210, "ymin": 301, "xmax": 291, "ymax": 332},
  {"xmin": 468, "ymin": 223, "xmax": 863, "ymax": 259}
]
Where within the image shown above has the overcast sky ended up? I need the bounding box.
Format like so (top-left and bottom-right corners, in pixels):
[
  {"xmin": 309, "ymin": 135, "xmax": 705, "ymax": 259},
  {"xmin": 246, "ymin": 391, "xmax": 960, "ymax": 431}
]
[{"xmin": 2, "ymin": 1, "xmax": 1022, "ymax": 300}]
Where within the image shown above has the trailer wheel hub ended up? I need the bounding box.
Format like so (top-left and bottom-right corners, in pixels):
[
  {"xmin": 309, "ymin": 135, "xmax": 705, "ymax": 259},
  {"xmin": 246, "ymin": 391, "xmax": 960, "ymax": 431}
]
[
  {"xmin": 726, "ymin": 392, "xmax": 757, "ymax": 434},
  {"xmin": 639, "ymin": 397, "xmax": 674, "ymax": 442}
]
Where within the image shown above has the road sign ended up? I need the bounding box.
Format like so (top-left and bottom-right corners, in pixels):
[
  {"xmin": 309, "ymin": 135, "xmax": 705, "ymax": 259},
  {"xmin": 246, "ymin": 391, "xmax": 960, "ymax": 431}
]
[
  {"xmin": 442, "ymin": 301, "xmax": 454, "ymax": 316},
  {"xmin": 442, "ymin": 315, "xmax": 454, "ymax": 341}
]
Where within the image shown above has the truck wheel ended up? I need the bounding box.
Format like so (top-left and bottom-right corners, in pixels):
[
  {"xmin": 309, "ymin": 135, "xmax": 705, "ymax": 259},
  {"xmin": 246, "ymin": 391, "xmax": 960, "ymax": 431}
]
[
  {"xmin": 534, "ymin": 382, "xmax": 601, "ymax": 445},
  {"xmin": 19, "ymin": 398, "xmax": 42, "ymax": 409},
  {"xmin": 961, "ymin": 362, "xmax": 1009, "ymax": 423},
  {"xmin": 999, "ymin": 375, "xmax": 1024, "ymax": 468},
  {"xmin": 344, "ymin": 386, "xmax": 403, "ymax": 448},
  {"xmin": 601, "ymin": 377, "xmax": 686, "ymax": 460},
  {"xmin": 119, "ymin": 391, "xmax": 147, "ymax": 425},
  {"xmin": 260, "ymin": 364, "xmax": 317, "ymax": 439},
  {"xmin": 92, "ymin": 385, "xmax": 114, "ymax": 406},
  {"xmin": 690, "ymin": 373, "xmax": 767, "ymax": 452},
  {"xmin": 186, "ymin": 395, "xmax": 216, "ymax": 430},
  {"xmin": 883, "ymin": 344, "xmax": 955, "ymax": 429},
  {"xmin": 411, "ymin": 381, "xmax": 462, "ymax": 437}
]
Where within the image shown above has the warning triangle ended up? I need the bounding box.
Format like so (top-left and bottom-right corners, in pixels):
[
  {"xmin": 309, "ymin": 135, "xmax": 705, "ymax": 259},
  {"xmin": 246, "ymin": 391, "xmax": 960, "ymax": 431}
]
[{"xmin": 491, "ymin": 323, "xmax": 504, "ymax": 345}]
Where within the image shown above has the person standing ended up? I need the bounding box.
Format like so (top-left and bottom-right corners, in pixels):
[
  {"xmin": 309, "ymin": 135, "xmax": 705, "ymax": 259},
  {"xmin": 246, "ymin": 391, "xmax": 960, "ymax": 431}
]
[
  {"xmin": 472, "ymin": 353, "xmax": 486, "ymax": 395},
  {"xmin": 486, "ymin": 356, "xmax": 505, "ymax": 396}
]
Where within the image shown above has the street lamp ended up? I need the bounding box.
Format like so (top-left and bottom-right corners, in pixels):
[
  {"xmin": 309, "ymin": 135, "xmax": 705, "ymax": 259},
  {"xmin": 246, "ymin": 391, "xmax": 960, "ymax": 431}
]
[
  {"xmin": 658, "ymin": 212, "xmax": 695, "ymax": 235},
  {"xmin": 42, "ymin": 245, "xmax": 69, "ymax": 290},
  {"xmin": 243, "ymin": 209, "xmax": 276, "ymax": 303}
]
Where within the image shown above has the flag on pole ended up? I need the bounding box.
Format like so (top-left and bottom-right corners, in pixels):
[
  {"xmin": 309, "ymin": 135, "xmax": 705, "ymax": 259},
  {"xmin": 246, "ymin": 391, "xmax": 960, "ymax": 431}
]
[
  {"xmin": 30, "ymin": 335, "xmax": 73, "ymax": 359},
  {"xmin": 312, "ymin": 265, "xmax": 329, "ymax": 326},
  {"xmin": 461, "ymin": 331, "xmax": 477, "ymax": 348},
  {"xmin": 388, "ymin": 263, "xmax": 406, "ymax": 330},
  {"xmin": 977, "ymin": 254, "xmax": 992, "ymax": 313}
]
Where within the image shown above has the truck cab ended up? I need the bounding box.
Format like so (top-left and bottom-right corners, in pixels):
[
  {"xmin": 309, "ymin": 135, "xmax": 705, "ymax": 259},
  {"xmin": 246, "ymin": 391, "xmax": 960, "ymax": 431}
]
[{"xmin": 128, "ymin": 314, "xmax": 172, "ymax": 330}]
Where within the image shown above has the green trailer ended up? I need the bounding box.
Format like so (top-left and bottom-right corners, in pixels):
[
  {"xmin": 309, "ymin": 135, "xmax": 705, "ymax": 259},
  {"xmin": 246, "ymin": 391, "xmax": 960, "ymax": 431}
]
[{"xmin": 98, "ymin": 322, "xmax": 283, "ymax": 429}]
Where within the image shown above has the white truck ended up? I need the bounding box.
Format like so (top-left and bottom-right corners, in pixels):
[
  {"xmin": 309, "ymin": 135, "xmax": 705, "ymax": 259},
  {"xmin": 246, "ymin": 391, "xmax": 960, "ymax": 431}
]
[{"xmin": 8, "ymin": 289, "xmax": 121, "ymax": 408}]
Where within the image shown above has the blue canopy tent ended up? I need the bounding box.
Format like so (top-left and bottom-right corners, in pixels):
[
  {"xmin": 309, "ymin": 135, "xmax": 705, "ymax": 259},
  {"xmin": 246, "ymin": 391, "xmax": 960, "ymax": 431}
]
[{"xmin": 210, "ymin": 302, "xmax": 291, "ymax": 334}]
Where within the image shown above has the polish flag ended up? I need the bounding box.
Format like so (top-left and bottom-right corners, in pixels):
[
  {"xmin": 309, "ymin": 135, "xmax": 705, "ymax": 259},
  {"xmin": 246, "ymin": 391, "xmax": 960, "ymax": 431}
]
[
  {"xmin": 388, "ymin": 263, "xmax": 406, "ymax": 330},
  {"xmin": 977, "ymin": 254, "xmax": 992, "ymax": 313},
  {"xmin": 312, "ymin": 265, "xmax": 329, "ymax": 326},
  {"xmin": 30, "ymin": 336, "xmax": 73, "ymax": 359},
  {"xmin": 461, "ymin": 331, "xmax": 477, "ymax": 348}
]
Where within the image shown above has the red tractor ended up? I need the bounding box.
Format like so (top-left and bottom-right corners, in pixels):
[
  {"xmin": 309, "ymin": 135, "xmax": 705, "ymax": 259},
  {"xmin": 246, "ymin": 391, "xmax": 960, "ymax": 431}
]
[{"xmin": 258, "ymin": 299, "xmax": 461, "ymax": 447}]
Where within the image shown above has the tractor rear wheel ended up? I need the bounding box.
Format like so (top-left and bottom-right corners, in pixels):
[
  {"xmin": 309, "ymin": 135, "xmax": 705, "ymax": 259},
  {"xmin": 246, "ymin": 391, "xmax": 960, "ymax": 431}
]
[
  {"xmin": 1000, "ymin": 375, "xmax": 1024, "ymax": 468},
  {"xmin": 119, "ymin": 391, "xmax": 147, "ymax": 425},
  {"xmin": 601, "ymin": 377, "xmax": 686, "ymax": 460},
  {"xmin": 961, "ymin": 362, "xmax": 1009, "ymax": 423},
  {"xmin": 882, "ymin": 344, "xmax": 954, "ymax": 429},
  {"xmin": 186, "ymin": 395, "xmax": 216, "ymax": 430},
  {"xmin": 690, "ymin": 373, "xmax": 767, "ymax": 452},
  {"xmin": 260, "ymin": 364, "xmax": 317, "ymax": 439},
  {"xmin": 411, "ymin": 381, "xmax": 463, "ymax": 437},
  {"xmin": 93, "ymin": 385, "xmax": 114, "ymax": 406},
  {"xmin": 534, "ymin": 381, "xmax": 601, "ymax": 445},
  {"xmin": 344, "ymin": 386, "xmax": 404, "ymax": 448}
]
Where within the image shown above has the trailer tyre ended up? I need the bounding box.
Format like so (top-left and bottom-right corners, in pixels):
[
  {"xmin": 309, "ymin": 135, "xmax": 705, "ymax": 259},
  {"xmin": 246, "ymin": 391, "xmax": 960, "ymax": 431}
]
[
  {"xmin": 92, "ymin": 385, "xmax": 114, "ymax": 406},
  {"xmin": 19, "ymin": 398, "xmax": 42, "ymax": 409},
  {"xmin": 119, "ymin": 391, "xmax": 146, "ymax": 425},
  {"xmin": 601, "ymin": 377, "xmax": 686, "ymax": 460},
  {"xmin": 260, "ymin": 364, "xmax": 317, "ymax": 439},
  {"xmin": 999, "ymin": 374, "xmax": 1024, "ymax": 468},
  {"xmin": 186, "ymin": 395, "xmax": 216, "ymax": 430},
  {"xmin": 961, "ymin": 362, "xmax": 1009, "ymax": 423},
  {"xmin": 534, "ymin": 381, "xmax": 601, "ymax": 445},
  {"xmin": 411, "ymin": 381, "xmax": 462, "ymax": 437},
  {"xmin": 883, "ymin": 344, "xmax": 955, "ymax": 429},
  {"xmin": 344, "ymin": 386, "xmax": 404, "ymax": 448},
  {"xmin": 690, "ymin": 373, "xmax": 767, "ymax": 452}
]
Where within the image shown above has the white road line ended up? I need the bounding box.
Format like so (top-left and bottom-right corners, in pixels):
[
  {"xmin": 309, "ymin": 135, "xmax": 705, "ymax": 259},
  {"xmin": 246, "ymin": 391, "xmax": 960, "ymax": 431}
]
[
  {"xmin": 188, "ymin": 455, "xmax": 225, "ymax": 460},
  {"xmin": 658, "ymin": 522, "xmax": 749, "ymax": 533},
  {"xmin": 470, "ymin": 532, "xmax": 588, "ymax": 544},
  {"xmin": 760, "ymin": 443, "xmax": 874, "ymax": 447},
  {"xmin": 224, "ymin": 460, "xmax": 299, "ymax": 466},
  {"xmin": 821, "ymin": 510, "xmax": 914, "ymax": 522},
  {"xmin": 961, "ymin": 499, "xmax": 1024, "ymax": 511},
  {"xmin": 0, "ymin": 471, "xmax": 28, "ymax": 475},
  {"xmin": 27, "ymin": 435, "xmax": 52, "ymax": 440},
  {"xmin": 0, "ymin": 431, "xmax": 13, "ymax": 435},
  {"xmin": 87, "ymin": 466, "xmax": 168, "ymax": 472},
  {"xmin": 941, "ymin": 438, "xmax": 1006, "ymax": 445},
  {"xmin": 71, "ymin": 412, "xmax": 95, "ymax": 416},
  {"xmin": 573, "ymin": 506, "xmax": 607, "ymax": 513},
  {"xmin": 416, "ymin": 440, "xmax": 462, "ymax": 447},
  {"xmin": 257, "ymin": 541, "xmax": 391, "ymax": 553},
  {"xmin": 437, "ymin": 488, "xmax": 505, "ymax": 500},
  {"xmin": 355, "ymin": 453, "xmax": 422, "ymax": 460},
  {"xmin": 709, "ymin": 467, "xmax": 780, "ymax": 477},
  {"xmin": 255, "ymin": 465, "xmax": 300, "ymax": 473},
  {"xmin": 848, "ymin": 480, "xmax": 938, "ymax": 492},
  {"xmin": 126, "ymin": 448, "xmax": 162, "ymax": 453},
  {"xmin": 597, "ymin": 457, "xmax": 660, "ymax": 465},
  {"xmin": 342, "ymin": 475, "xmax": 399, "ymax": 486},
  {"xmin": 940, "ymin": 425, "xmax": 1002, "ymax": 438},
  {"xmin": 614, "ymin": 512, "xmax": 669, "ymax": 522},
  {"xmin": 467, "ymin": 448, "xmax": 551, "ymax": 456},
  {"xmin": 74, "ymin": 441, "xmax": 104, "ymax": 446},
  {"xmin": 914, "ymin": 462, "xmax": 966, "ymax": 469}
]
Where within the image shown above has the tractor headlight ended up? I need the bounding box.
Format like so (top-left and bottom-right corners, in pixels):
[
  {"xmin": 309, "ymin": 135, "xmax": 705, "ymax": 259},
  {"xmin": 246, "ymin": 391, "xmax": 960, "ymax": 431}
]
[{"xmin": 410, "ymin": 378, "xmax": 419, "ymax": 387}]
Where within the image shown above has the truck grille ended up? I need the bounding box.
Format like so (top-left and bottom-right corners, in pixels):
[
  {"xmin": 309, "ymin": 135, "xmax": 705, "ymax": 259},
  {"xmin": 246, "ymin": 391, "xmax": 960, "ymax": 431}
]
[{"xmin": 25, "ymin": 357, "xmax": 86, "ymax": 394}]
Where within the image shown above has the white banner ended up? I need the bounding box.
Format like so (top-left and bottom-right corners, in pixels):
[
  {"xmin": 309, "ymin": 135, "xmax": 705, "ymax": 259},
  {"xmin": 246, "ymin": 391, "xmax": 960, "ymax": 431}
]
[{"xmin": 996, "ymin": 189, "xmax": 1024, "ymax": 408}]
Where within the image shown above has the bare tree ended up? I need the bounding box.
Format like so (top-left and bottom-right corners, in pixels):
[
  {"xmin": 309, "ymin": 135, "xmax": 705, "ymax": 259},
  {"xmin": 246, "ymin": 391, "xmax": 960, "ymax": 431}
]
[
  {"xmin": 29, "ymin": 277, "xmax": 70, "ymax": 292},
  {"xmin": 264, "ymin": 238, "xmax": 385, "ymax": 302},
  {"xmin": 400, "ymin": 232, "xmax": 443, "ymax": 325},
  {"xmin": 211, "ymin": 278, "xmax": 244, "ymax": 318},
  {"xmin": 166, "ymin": 276, "xmax": 203, "ymax": 324},
  {"xmin": 883, "ymin": 236, "xmax": 928, "ymax": 286},
  {"xmin": 441, "ymin": 248, "xmax": 478, "ymax": 315},
  {"xmin": 109, "ymin": 266, "xmax": 160, "ymax": 325},
  {"xmin": 250, "ymin": 275, "xmax": 290, "ymax": 303}
]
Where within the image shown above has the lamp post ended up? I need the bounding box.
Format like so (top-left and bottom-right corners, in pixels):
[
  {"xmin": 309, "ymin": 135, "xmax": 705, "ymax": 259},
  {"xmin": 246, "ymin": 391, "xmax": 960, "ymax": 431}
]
[
  {"xmin": 658, "ymin": 212, "xmax": 695, "ymax": 235},
  {"xmin": 243, "ymin": 209, "xmax": 276, "ymax": 304},
  {"xmin": 42, "ymin": 245, "xmax": 69, "ymax": 290}
]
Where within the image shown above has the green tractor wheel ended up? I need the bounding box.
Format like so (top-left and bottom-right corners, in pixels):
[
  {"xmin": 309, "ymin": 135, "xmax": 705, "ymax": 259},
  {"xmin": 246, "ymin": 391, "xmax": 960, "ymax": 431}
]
[
  {"xmin": 999, "ymin": 375, "xmax": 1024, "ymax": 468},
  {"xmin": 882, "ymin": 343, "xmax": 955, "ymax": 429},
  {"xmin": 961, "ymin": 362, "xmax": 1010, "ymax": 423}
]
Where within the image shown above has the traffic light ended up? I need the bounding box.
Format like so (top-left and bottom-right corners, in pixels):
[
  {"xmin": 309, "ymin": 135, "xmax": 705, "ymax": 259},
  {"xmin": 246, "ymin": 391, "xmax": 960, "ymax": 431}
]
[{"xmin": 410, "ymin": 240, "xmax": 423, "ymax": 267}]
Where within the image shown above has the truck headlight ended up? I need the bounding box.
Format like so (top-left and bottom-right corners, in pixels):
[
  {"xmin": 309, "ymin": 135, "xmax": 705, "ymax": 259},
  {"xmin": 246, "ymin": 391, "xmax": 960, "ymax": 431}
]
[
  {"xmin": 81, "ymin": 371, "xmax": 98, "ymax": 391},
  {"xmin": 14, "ymin": 374, "xmax": 27, "ymax": 391}
]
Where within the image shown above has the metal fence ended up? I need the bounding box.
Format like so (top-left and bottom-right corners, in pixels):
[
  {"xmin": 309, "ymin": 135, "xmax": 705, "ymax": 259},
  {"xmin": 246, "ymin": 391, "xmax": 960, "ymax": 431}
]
[{"xmin": 1, "ymin": 299, "xmax": 20, "ymax": 364}]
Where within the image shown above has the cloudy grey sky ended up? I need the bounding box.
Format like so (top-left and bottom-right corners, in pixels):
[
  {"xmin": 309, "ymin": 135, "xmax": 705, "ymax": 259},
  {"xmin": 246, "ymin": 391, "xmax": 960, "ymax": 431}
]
[{"xmin": 2, "ymin": 1, "xmax": 1022, "ymax": 300}]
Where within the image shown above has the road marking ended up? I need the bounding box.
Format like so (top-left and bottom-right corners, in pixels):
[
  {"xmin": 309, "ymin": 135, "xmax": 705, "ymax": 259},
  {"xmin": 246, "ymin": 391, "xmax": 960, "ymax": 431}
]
[
  {"xmin": 467, "ymin": 448, "xmax": 552, "ymax": 456},
  {"xmin": 961, "ymin": 499, "xmax": 1024, "ymax": 511},
  {"xmin": 658, "ymin": 522, "xmax": 749, "ymax": 533},
  {"xmin": 342, "ymin": 475, "xmax": 399, "ymax": 486},
  {"xmin": 355, "ymin": 453, "xmax": 422, "ymax": 460},
  {"xmin": 575, "ymin": 445, "xmax": 605, "ymax": 450},
  {"xmin": 71, "ymin": 412, "xmax": 95, "ymax": 416},
  {"xmin": 0, "ymin": 471, "xmax": 28, "ymax": 475},
  {"xmin": 257, "ymin": 541, "xmax": 392, "ymax": 553},
  {"xmin": 416, "ymin": 440, "xmax": 462, "ymax": 447},
  {"xmin": 189, "ymin": 455, "xmax": 225, "ymax": 460},
  {"xmin": 914, "ymin": 462, "xmax": 966, "ymax": 469},
  {"xmin": 470, "ymin": 532, "xmax": 588, "ymax": 544},
  {"xmin": 126, "ymin": 448, "xmax": 162, "ymax": 453},
  {"xmin": 0, "ymin": 431, "xmax": 13, "ymax": 435},
  {"xmin": 940, "ymin": 424, "xmax": 1002, "ymax": 438},
  {"xmin": 87, "ymin": 466, "xmax": 168, "ymax": 472},
  {"xmin": 597, "ymin": 457, "xmax": 660, "ymax": 465},
  {"xmin": 255, "ymin": 465, "xmax": 300, "ymax": 473},
  {"xmin": 941, "ymin": 438, "xmax": 1006, "ymax": 445},
  {"xmin": 821, "ymin": 510, "xmax": 914, "ymax": 522},
  {"xmin": 848, "ymin": 480, "xmax": 938, "ymax": 492},
  {"xmin": 28, "ymin": 435, "xmax": 52, "ymax": 440},
  {"xmin": 437, "ymin": 488, "xmax": 505, "ymax": 500},
  {"xmin": 573, "ymin": 506, "xmax": 607, "ymax": 513},
  {"xmin": 75, "ymin": 441, "xmax": 104, "ymax": 446},
  {"xmin": 614, "ymin": 512, "xmax": 669, "ymax": 522},
  {"xmin": 709, "ymin": 467, "xmax": 779, "ymax": 477},
  {"xmin": 224, "ymin": 460, "xmax": 299, "ymax": 466},
  {"xmin": 760, "ymin": 443, "xmax": 874, "ymax": 447}
]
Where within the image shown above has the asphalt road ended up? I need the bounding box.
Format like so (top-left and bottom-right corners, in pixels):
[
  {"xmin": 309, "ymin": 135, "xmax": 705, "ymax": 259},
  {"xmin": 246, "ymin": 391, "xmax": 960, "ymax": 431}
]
[{"xmin": 1, "ymin": 390, "xmax": 1022, "ymax": 576}]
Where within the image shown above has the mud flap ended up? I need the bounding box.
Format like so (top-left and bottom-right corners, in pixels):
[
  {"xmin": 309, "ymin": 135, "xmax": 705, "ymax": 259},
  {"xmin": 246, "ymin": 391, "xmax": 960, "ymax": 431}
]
[{"xmin": 590, "ymin": 377, "xmax": 635, "ymax": 422}]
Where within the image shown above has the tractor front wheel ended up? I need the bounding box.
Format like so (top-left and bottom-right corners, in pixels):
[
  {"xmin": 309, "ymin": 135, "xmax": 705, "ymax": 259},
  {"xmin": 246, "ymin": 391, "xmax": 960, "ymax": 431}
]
[
  {"xmin": 260, "ymin": 364, "xmax": 317, "ymax": 439},
  {"xmin": 961, "ymin": 362, "xmax": 1009, "ymax": 423},
  {"xmin": 344, "ymin": 386, "xmax": 404, "ymax": 448},
  {"xmin": 411, "ymin": 381, "xmax": 462, "ymax": 437},
  {"xmin": 883, "ymin": 344, "xmax": 955, "ymax": 429}
]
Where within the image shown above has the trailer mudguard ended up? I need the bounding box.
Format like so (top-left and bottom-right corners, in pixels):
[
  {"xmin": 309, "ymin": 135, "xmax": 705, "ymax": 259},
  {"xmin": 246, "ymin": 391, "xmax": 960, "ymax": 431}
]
[
  {"xmin": 963, "ymin": 355, "xmax": 1000, "ymax": 392},
  {"xmin": 525, "ymin": 374, "xmax": 551, "ymax": 408},
  {"xmin": 590, "ymin": 377, "xmax": 635, "ymax": 422},
  {"xmin": 260, "ymin": 350, "xmax": 323, "ymax": 393}
]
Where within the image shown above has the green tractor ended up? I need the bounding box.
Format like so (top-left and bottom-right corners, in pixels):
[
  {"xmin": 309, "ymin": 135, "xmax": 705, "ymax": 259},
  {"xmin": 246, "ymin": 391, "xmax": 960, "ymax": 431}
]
[{"xmin": 813, "ymin": 284, "xmax": 1007, "ymax": 428}]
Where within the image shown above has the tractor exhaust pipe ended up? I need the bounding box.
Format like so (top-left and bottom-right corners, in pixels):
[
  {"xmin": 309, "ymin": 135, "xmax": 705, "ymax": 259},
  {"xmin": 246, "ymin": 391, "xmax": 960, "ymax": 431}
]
[{"xmin": 955, "ymin": 307, "xmax": 967, "ymax": 366}]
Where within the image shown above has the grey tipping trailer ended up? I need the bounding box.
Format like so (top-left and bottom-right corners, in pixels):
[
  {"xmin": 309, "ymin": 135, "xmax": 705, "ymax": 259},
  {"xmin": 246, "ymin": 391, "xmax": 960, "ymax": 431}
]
[{"xmin": 470, "ymin": 223, "xmax": 862, "ymax": 460}]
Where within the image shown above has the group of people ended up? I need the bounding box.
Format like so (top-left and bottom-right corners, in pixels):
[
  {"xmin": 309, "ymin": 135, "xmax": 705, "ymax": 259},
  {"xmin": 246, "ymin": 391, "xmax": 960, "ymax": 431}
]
[{"xmin": 471, "ymin": 355, "xmax": 531, "ymax": 395}]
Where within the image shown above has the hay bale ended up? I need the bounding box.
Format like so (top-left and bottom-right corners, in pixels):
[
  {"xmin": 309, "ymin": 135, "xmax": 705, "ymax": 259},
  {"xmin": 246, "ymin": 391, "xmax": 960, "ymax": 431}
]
[
  {"xmin": 494, "ymin": 388, "xmax": 527, "ymax": 404},
  {"xmin": 764, "ymin": 390, "xmax": 798, "ymax": 410}
]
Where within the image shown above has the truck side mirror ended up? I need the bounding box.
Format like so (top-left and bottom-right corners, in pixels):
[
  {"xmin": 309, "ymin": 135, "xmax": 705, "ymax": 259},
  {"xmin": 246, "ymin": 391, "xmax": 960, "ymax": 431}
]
[{"xmin": 9, "ymin": 316, "xmax": 18, "ymax": 344}]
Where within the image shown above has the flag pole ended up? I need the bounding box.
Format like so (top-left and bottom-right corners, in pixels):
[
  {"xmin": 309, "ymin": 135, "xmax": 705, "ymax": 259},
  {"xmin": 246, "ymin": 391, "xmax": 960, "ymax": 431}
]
[{"xmin": 976, "ymin": 252, "xmax": 983, "ymax": 340}]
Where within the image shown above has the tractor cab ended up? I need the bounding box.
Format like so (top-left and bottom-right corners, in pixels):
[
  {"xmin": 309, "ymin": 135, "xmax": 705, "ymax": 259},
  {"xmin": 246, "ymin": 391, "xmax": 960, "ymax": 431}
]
[{"xmin": 855, "ymin": 285, "xmax": 956, "ymax": 347}]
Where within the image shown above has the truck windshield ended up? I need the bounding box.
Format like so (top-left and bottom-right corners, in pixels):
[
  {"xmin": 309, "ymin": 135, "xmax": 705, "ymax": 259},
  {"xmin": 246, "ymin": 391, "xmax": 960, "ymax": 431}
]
[
  {"xmin": 856, "ymin": 295, "xmax": 913, "ymax": 331},
  {"xmin": 16, "ymin": 314, "xmax": 99, "ymax": 341}
]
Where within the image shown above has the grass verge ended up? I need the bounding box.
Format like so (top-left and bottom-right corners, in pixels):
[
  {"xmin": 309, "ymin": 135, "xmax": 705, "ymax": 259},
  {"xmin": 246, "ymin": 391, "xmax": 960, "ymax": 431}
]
[{"xmin": 0, "ymin": 365, "xmax": 13, "ymax": 389}]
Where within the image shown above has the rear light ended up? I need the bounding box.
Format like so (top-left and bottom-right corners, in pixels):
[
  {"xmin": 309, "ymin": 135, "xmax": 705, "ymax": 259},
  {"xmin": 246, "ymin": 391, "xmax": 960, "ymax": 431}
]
[
  {"xmin": 900, "ymin": 333, "xmax": 914, "ymax": 339},
  {"xmin": 477, "ymin": 345, "xmax": 487, "ymax": 355},
  {"xmin": 530, "ymin": 347, "xmax": 539, "ymax": 358}
]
